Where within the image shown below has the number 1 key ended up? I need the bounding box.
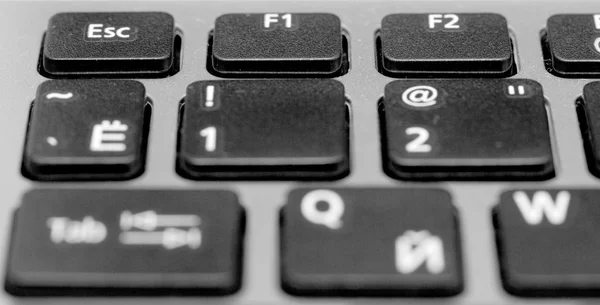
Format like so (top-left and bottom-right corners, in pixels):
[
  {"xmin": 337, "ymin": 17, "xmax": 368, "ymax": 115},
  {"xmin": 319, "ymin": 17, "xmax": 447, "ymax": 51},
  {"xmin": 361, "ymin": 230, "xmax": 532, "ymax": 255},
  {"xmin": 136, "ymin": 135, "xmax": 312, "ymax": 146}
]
[{"xmin": 380, "ymin": 79, "xmax": 555, "ymax": 181}]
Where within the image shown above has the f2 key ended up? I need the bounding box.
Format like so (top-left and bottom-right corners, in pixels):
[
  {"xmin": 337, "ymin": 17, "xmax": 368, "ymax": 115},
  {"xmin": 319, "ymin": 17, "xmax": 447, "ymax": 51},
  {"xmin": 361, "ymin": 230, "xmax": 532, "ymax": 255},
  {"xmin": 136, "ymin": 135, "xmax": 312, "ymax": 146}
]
[
  {"xmin": 210, "ymin": 13, "xmax": 347, "ymax": 76},
  {"xmin": 379, "ymin": 13, "xmax": 515, "ymax": 77},
  {"xmin": 381, "ymin": 79, "xmax": 554, "ymax": 180}
]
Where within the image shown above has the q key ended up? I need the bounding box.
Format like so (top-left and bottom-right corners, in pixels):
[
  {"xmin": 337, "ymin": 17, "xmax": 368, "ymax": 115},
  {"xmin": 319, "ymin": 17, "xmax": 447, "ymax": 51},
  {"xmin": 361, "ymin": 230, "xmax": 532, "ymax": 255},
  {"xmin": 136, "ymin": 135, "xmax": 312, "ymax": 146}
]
[{"xmin": 280, "ymin": 188, "xmax": 463, "ymax": 297}]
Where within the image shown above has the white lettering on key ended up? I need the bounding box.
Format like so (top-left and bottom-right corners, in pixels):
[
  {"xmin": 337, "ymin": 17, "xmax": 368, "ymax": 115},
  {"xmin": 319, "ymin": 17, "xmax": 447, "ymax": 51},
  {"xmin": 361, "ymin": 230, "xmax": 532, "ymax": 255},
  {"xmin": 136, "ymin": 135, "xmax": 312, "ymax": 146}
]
[
  {"xmin": 120, "ymin": 210, "xmax": 202, "ymax": 231},
  {"xmin": 263, "ymin": 13, "xmax": 294, "ymax": 29},
  {"xmin": 401, "ymin": 85, "xmax": 438, "ymax": 107},
  {"xmin": 513, "ymin": 191, "xmax": 571, "ymax": 225},
  {"xmin": 395, "ymin": 230, "xmax": 445, "ymax": 274},
  {"xmin": 86, "ymin": 24, "xmax": 134, "ymax": 39},
  {"xmin": 594, "ymin": 14, "xmax": 600, "ymax": 30},
  {"xmin": 119, "ymin": 227, "xmax": 202, "ymax": 250},
  {"xmin": 428, "ymin": 14, "xmax": 460, "ymax": 29},
  {"xmin": 87, "ymin": 24, "xmax": 104, "ymax": 38},
  {"xmin": 90, "ymin": 120, "xmax": 129, "ymax": 152},
  {"xmin": 47, "ymin": 216, "xmax": 107, "ymax": 244}
]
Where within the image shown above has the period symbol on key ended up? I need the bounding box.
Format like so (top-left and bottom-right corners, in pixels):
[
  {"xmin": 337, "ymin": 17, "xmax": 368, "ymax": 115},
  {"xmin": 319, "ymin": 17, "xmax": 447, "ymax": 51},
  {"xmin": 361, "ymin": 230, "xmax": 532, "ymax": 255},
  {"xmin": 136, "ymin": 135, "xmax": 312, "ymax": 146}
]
[
  {"xmin": 401, "ymin": 85, "xmax": 438, "ymax": 107},
  {"xmin": 395, "ymin": 230, "xmax": 445, "ymax": 274},
  {"xmin": 90, "ymin": 120, "xmax": 129, "ymax": 152}
]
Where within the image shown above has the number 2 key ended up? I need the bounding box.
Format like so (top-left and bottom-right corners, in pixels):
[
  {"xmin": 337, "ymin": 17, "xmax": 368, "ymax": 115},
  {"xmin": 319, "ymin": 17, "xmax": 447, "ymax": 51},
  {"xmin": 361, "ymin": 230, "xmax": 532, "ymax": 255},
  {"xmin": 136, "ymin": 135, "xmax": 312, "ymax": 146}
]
[{"xmin": 380, "ymin": 79, "xmax": 555, "ymax": 181}]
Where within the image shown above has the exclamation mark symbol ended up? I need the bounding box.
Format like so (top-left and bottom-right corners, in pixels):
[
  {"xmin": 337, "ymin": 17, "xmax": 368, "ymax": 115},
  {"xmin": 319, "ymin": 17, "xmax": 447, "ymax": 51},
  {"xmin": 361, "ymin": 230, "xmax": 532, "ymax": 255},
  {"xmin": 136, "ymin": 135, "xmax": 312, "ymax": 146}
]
[{"xmin": 205, "ymin": 85, "xmax": 215, "ymax": 108}]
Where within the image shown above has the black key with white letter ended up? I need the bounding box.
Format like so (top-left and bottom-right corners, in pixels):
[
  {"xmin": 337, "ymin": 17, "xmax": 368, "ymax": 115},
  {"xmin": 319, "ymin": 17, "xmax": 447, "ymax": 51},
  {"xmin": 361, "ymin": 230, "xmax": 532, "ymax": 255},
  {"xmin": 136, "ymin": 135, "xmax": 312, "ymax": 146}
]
[
  {"xmin": 5, "ymin": 189, "xmax": 244, "ymax": 296},
  {"xmin": 546, "ymin": 14, "xmax": 600, "ymax": 76},
  {"xmin": 22, "ymin": 80, "xmax": 148, "ymax": 181},
  {"xmin": 177, "ymin": 80, "xmax": 349, "ymax": 180},
  {"xmin": 379, "ymin": 13, "xmax": 515, "ymax": 77},
  {"xmin": 42, "ymin": 12, "xmax": 177, "ymax": 77},
  {"xmin": 494, "ymin": 189, "xmax": 600, "ymax": 296},
  {"xmin": 210, "ymin": 13, "xmax": 347, "ymax": 76},
  {"xmin": 381, "ymin": 79, "xmax": 554, "ymax": 180},
  {"xmin": 281, "ymin": 188, "xmax": 463, "ymax": 297},
  {"xmin": 578, "ymin": 81, "xmax": 600, "ymax": 177}
]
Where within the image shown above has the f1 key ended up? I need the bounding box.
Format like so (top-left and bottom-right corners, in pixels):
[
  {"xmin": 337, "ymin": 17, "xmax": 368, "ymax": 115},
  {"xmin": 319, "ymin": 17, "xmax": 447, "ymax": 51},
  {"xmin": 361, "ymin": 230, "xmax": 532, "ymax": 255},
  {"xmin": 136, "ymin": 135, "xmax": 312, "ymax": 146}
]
[
  {"xmin": 281, "ymin": 188, "xmax": 463, "ymax": 297},
  {"xmin": 42, "ymin": 12, "xmax": 177, "ymax": 77},
  {"xmin": 381, "ymin": 79, "xmax": 554, "ymax": 180},
  {"xmin": 494, "ymin": 189, "xmax": 600, "ymax": 296},
  {"xmin": 5, "ymin": 189, "xmax": 245, "ymax": 296},
  {"xmin": 210, "ymin": 13, "xmax": 347, "ymax": 76},
  {"xmin": 379, "ymin": 13, "xmax": 515, "ymax": 77}
]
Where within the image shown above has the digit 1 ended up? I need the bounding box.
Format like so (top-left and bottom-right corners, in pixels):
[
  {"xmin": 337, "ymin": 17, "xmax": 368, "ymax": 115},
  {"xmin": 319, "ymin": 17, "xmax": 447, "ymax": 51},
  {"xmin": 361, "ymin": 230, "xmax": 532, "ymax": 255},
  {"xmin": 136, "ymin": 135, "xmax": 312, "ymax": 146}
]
[
  {"xmin": 200, "ymin": 126, "xmax": 217, "ymax": 152},
  {"xmin": 282, "ymin": 14, "xmax": 292, "ymax": 28}
]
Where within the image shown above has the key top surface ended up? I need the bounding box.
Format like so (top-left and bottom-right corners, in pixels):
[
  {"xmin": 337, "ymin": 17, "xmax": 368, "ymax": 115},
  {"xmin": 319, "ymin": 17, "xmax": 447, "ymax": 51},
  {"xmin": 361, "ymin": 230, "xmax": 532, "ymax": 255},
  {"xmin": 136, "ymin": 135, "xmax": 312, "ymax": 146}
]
[
  {"xmin": 379, "ymin": 13, "xmax": 514, "ymax": 76},
  {"xmin": 494, "ymin": 189, "xmax": 600, "ymax": 297},
  {"xmin": 578, "ymin": 81, "xmax": 600, "ymax": 177},
  {"xmin": 22, "ymin": 79, "xmax": 148, "ymax": 181},
  {"xmin": 210, "ymin": 13, "xmax": 345, "ymax": 75},
  {"xmin": 42, "ymin": 12, "xmax": 176, "ymax": 76},
  {"xmin": 381, "ymin": 79, "xmax": 554, "ymax": 180},
  {"xmin": 177, "ymin": 80, "xmax": 349, "ymax": 180},
  {"xmin": 546, "ymin": 14, "xmax": 600, "ymax": 76},
  {"xmin": 5, "ymin": 189, "xmax": 244, "ymax": 296},
  {"xmin": 280, "ymin": 188, "xmax": 463, "ymax": 297}
]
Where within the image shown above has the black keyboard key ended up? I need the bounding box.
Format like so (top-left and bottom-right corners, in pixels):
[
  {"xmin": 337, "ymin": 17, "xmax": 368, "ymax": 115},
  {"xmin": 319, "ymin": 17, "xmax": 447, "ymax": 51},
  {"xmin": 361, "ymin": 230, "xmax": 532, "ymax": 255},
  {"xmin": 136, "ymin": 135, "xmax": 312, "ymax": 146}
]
[
  {"xmin": 381, "ymin": 79, "xmax": 554, "ymax": 180},
  {"xmin": 494, "ymin": 189, "xmax": 600, "ymax": 296},
  {"xmin": 281, "ymin": 188, "xmax": 463, "ymax": 297},
  {"xmin": 380, "ymin": 13, "xmax": 514, "ymax": 76},
  {"xmin": 177, "ymin": 80, "xmax": 349, "ymax": 180},
  {"xmin": 5, "ymin": 189, "xmax": 244, "ymax": 296},
  {"xmin": 546, "ymin": 14, "xmax": 600, "ymax": 76},
  {"xmin": 22, "ymin": 80, "xmax": 149, "ymax": 181},
  {"xmin": 210, "ymin": 13, "xmax": 345, "ymax": 76},
  {"xmin": 42, "ymin": 12, "xmax": 176, "ymax": 77},
  {"xmin": 579, "ymin": 82, "xmax": 600, "ymax": 176}
]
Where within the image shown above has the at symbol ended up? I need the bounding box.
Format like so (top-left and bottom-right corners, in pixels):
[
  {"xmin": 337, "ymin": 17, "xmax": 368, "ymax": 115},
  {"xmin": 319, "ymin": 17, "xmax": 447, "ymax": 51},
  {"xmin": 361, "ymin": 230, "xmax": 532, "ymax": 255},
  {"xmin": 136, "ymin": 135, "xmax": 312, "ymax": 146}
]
[{"xmin": 401, "ymin": 85, "xmax": 438, "ymax": 107}]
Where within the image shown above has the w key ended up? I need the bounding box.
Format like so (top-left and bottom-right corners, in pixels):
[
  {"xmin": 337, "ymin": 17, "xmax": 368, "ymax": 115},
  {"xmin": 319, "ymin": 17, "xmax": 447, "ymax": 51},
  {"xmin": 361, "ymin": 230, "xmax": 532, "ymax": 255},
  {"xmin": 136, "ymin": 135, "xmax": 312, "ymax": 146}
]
[
  {"xmin": 381, "ymin": 79, "xmax": 554, "ymax": 180},
  {"xmin": 494, "ymin": 189, "xmax": 600, "ymax": 296}
]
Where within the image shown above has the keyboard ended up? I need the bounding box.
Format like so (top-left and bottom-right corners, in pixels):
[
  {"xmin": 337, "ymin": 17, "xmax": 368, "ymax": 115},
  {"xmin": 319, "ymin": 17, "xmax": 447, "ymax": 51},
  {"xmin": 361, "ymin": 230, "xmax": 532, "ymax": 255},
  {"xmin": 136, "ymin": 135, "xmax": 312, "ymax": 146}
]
[{"xmin": 2, "ymin": 0, "xmax": 600, "ymax": 304}]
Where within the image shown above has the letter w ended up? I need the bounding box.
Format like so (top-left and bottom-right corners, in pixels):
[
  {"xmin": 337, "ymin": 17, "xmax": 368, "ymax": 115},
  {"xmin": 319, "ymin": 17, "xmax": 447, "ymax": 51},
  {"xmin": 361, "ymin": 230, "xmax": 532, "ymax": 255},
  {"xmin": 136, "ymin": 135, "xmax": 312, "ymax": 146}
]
[{"xmin": 513, "ymin": 191, "xmax": 570, "ymax": 225}]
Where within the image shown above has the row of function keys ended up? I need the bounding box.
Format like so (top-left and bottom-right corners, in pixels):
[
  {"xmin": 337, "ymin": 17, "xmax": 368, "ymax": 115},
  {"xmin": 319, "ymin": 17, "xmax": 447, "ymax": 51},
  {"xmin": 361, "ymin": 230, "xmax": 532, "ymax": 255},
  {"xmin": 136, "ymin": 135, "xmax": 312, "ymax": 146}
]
[
  {"xmin": 25, "ymin": 79, "xmax": 600, "ymax": 182},
  {"xmin": 6, "ymin": 188, "xmax": 600, "ymax": 297},
  {"xmin": 41, "ymin": 12, "xmax": 600, "ymax": 78}
]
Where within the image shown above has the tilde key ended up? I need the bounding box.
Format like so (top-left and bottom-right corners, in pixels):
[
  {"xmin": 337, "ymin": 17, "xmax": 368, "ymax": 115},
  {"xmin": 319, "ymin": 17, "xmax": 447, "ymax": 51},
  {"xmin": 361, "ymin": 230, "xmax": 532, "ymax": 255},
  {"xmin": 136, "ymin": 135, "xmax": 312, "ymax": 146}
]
[{"xmin": 4, "ymin": 189, "xmax": 245, "ymax": 296}]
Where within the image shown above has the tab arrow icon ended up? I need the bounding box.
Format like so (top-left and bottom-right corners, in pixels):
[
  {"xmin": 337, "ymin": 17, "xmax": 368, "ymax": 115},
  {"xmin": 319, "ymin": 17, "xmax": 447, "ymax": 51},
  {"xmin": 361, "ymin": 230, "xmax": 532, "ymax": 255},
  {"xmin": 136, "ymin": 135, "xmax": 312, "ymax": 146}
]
[
  {"xmin": 119, "ymin": 227, "xmax": 202, "ymax": 250},
  {"xmin": 120, "ymin": 210, "xmax": 201, "ymax": 231}
]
